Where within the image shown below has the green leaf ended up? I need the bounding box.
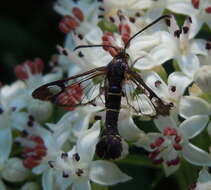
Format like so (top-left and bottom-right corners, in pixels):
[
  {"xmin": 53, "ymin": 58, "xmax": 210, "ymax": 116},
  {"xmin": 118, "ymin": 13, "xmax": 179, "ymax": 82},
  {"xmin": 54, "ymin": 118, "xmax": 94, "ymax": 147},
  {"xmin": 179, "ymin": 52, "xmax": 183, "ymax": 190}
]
[{"xmin": 91, "ymin": 183, "xmax": 108, "ymax": 190}]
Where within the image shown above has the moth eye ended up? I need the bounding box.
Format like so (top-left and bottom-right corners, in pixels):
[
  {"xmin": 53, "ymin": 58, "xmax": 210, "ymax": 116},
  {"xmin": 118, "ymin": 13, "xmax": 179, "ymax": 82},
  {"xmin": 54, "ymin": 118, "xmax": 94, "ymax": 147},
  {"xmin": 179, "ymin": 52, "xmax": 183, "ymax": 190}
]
[{"xmin": 47, "ymin": 85, "xmax": 63, "ymax": 95}]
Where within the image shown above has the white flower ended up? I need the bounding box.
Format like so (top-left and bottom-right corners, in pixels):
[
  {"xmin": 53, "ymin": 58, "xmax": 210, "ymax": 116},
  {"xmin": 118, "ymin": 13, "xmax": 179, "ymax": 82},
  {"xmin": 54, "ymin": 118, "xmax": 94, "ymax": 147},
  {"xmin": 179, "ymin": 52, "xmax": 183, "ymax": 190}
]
[
  {"xmin": 14, "ymin": 58, "xmax": 62, "ymax": 122},
  {"xmin": 143, "ymin": 71, "xmax": 191, "ymax": 104},
  {"xmin": 161, "ymin": 15, "xmax": 206, "ymax": 79},
  {"xmin": 119, "ymin": 113, "xmax": 211, "ymax": 176},
  {"xmin": 46, "ymin": 104, "xmax": 102, "ymax": 144},
  {"xmin": 48, "ymin": 121, "xmax": 132, "ymax": 190},
  {"xmin": 168, "ymin": 0, "xmax": 211, "ymax": 38}
]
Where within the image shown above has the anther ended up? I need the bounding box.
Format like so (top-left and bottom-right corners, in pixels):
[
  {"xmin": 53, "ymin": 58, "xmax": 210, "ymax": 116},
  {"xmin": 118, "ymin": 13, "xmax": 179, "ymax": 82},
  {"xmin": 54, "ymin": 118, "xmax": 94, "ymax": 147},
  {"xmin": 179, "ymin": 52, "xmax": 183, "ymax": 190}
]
[
  {"xmin": 98, "ymin": 6, "xmax": 105, "ymax": 11},
  {"xmin": 78, "ymin": 51, "xmax": 84, "ymax": 57},
  {"xmin": 206, "ymin": 42, "xmax": 211, "ymax": 50},
  {"xmin": 62, "ymin": 49, "xmax": 68, "ymax": 56},
  {"xmin": 170, "ymin": 86, "xmax": 176, "ymax": 92},
  {"xmin": 129, "ymin": 17, "xmax": 135, "ymax": 23},
  {"xmin": 165, "ymin": 18, "xmax": 171, "ymax": 27},
  {"xmin": 174, "ymin": 30, "xmax": 181, "ymax": 38},
  {"xmin": 61, "ymin": 152, "xmax": 68, "ymax": 159},
  {"xmin": 155, "ymin": 80, "xmax": 162, "ymax": 88},
  {"xmin": 27, "ymin": 120, "xmax": 34, "ymax": 127},
  {"xmin": 48, "ymin": 161, "xmax": 55, "ymax": 168},
  {"xmin": 78, "ymin": 34, "xmax": 83, "ymax": 40},
  {"xmin": 182, "ymin": 26, "xmax": 189, "ymax": 34},
  {"xmin": 73, "ymin": 153, "xmax": 80, "ymax": 161},
  {"xmin": 76, "ymin": 169, "xmax": 83, "ymax": 176},
  {"xmin": 109, "ymin": 16, "xmax": 115, "ymax": 23},
  {"xmin": 62, "ymin": 171, "xmax": 69, "ymax": 178}
]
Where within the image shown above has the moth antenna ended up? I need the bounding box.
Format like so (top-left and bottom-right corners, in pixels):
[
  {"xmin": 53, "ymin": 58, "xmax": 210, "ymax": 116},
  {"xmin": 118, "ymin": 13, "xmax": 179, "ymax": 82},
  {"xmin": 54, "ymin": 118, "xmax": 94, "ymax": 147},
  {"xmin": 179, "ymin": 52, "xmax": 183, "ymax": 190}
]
[
  {"xmin": 74, "ymin": 45, "xmax": 119, "ymax": 51},
  {"xmin": 124, "ymin": 15, "xmax": 171, "ymax": 51}
]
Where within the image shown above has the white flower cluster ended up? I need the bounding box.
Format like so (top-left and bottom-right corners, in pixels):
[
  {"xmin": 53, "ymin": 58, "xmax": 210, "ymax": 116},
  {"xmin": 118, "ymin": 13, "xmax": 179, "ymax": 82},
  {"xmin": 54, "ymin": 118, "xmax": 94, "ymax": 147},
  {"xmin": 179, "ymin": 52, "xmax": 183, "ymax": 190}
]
[{"xmin": 0, "ymin": 0, "xmax": 211, "ymax": 189}]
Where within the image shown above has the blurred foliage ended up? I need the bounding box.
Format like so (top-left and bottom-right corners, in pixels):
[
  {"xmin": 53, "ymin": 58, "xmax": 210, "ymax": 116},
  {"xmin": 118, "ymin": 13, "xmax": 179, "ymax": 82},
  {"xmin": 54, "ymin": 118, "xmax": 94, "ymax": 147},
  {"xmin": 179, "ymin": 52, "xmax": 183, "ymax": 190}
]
[{"xmin": 0, "ymin": 0, "xmax": 64, "ymax": 84}]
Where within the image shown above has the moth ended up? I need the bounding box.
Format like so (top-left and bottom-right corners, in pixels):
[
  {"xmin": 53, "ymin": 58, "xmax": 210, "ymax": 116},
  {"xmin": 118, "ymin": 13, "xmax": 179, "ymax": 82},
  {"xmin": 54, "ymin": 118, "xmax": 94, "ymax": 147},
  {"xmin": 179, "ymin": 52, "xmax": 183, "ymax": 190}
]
[{"xmin": 32, "ymin": 15, "xmax": 173, "ymax": 159}]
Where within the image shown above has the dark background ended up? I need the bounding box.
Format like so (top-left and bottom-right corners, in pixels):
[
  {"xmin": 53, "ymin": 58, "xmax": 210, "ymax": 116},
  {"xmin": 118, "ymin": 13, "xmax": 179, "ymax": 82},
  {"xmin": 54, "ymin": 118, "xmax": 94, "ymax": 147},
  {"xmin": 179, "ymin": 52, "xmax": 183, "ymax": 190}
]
[{"xmin": 0, "ymin": 0, "xmax": 64, "ymax": 84}]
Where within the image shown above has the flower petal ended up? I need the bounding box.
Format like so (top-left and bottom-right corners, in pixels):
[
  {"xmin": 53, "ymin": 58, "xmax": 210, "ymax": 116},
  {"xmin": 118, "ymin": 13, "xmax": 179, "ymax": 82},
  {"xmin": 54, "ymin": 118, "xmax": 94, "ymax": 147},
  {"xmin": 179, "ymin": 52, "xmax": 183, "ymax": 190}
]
[
  {"xmin": 90, "ymin": 160, "xmax": 132, "ymax": 186},
  {"xmin": 42, "ymin": 170, "xmax": 53, "ymax": 190},
  {"xmin": 176, "ymin": 54, "xmax": 200, "ymax": 79},
  {"xmin": 154, "ymin": 116, "xmax": 177, "ymax": 132},
  {"xmin": 163, "ymin": 163, "xmax": 180, "ymax": 177},
  {"xmin": 167, "ymin": 72, "xmax": 191, "ymax": 98},
  {"xmin": 76, "ymin": 121, "xmax": 100, "ymax": 162},
  {"xmin": 118, "ymin": 110, "xmax": 143, "ymax": 142},
  {"xmin": 143, "ymin": 71, "xmax": 169, "ymax": 99},
  {"xmin": 72, "ymin": 181, "xmax": 91, "ymax": 190},
  {"xmin": 179, "ymin": 96, "xmax": 211, "ymax": 118},
  {"xmin": 0, "ymin": 128, "xmax": 12, "ymax": 162},
  {"xmin": 190, "ymin": 39, "xmax": 207, "ymax": 56},
  {"xmin": 182, "ymin": 143, "xmax": 211, "ymax": 166},
  {"xmin": 180, "ymin": 115, "xmax": 209, "ymax": 139},
  {"xmin": 167, "ymin": 2, "xmax": 195, "ymax": 16}
]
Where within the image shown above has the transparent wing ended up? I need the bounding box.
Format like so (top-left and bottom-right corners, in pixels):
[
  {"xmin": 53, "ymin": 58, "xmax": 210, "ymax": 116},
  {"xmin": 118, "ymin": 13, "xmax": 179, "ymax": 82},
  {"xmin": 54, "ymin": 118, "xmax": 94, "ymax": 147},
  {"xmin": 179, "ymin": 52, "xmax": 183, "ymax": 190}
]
[
  {"xmin": 32, "ymin": 67, "xmax": 107, "ymax": 110},
  {"xmin": 123, "ymin": 80, "xmax": 156, "ymax": 116},
  {"xmin": 124, "ymin": 70, "xmax": 173, "ymax": 116}
]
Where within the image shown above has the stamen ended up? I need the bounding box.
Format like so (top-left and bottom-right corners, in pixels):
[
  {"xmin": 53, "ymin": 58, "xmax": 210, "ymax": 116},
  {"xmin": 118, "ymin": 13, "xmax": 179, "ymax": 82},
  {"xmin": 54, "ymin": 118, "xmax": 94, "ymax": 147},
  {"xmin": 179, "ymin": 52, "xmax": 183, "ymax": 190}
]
[
  {"xmin": 174, "ymin": 30, "xmax": 181, "ymax": 38},
  {"xmin": 78, "ymin": 51, "xmax": 84, "ymax": 57},
  {"xmin": 170, "ymin": 86, "xmax": 176, "ymax": 92},
  {"xmin": 27, "ymin": 120, "xmax": 34, "ymax": 127},
  {"xmin": 72, "ymin": 7, "xmax": 84, "ymax": 22},
  {"xmin": 61, "ymin": 152, "xmax": 68, "ymax": 159},
  {"xmin": 154, "ymin": 80, "xmax": 162, "ymax": 87},
  {"xmin": 98, "ymin": 15, "xmax": 104, "ymax": 19},
  {"xmin": 206, "ymin": 42, "xmax": 211, "ymax": 50},
  {"xmin": 98, "ymin": 6, "xmax": 105, "ymax": 11},
  {"xmin": 78, "ymin": 33, "xmax": 83, "ymax": 40},
  {"xmin": 28, "ymin": 115, "xmax": 34, "ymax": 121},
  {"xmin": 63, "ymin": 171, "xmax": 69, "ymax": 178},
  {"xmin": 191, "ymin": 0, "xmax": 199, "ymax": 9},
  {"xmin": 173, "ymin": 143, "xmax": 182, "ymax": 150},
  {"xmin": 76, "ymin": 169, "xmax": 84, "ymax": 176},
  {"xmin": 166, "ymin": 156, "xmax": 180, "ymax": 166},
  {"xmin": 73, "ymin": 153, "xmax": 80, "ymax": 161},
  {"xmin": 109, "ymin": 16, "xmax": 115, "ymax": 23},
  {"xmin": 182, "ymin": 26, "xmax": 189, "ymax": 34},
  {"xmin": 205, "ymin": 7, "xmax": 211, "ymax": 13},
  {"xmin": 165, "ymin": 18, "xmax": 171, "ymax": 27},
  {"xmin": 48, "ymin": 161, "xmax": 55, "ymax": 168},
  {"xmin": 129, "ymin": 17, "xmax": 136, "ymax": 23},
  {"xmin": 62, "ymin": 49, "xmax": 68, "ymax": 56}
]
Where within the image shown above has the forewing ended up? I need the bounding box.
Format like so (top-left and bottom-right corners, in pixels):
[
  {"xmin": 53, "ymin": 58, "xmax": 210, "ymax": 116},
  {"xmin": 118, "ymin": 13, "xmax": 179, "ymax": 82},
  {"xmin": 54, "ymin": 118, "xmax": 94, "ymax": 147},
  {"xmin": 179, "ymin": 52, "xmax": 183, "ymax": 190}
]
[
  {"xmin": 123, "ymin": 80, "xmax": 156, "ymax": 116},
  {"xmin": 32, "ymin": 67, "xmax": 107, "ymax": 110},
  {"xmin": 125, "ymin": 70, "xmax": 173, "ymax": 116}
]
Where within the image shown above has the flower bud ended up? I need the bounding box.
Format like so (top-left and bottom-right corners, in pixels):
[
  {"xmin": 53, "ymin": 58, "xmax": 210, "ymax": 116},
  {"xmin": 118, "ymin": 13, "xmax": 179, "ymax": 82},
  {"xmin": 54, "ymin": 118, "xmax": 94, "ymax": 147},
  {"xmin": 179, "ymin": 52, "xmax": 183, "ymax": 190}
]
[
  {"xmin": 194, "ymin": 65, "xmax": 211, "ymax": 94},
  {"xmin": 21, "ymin": 182, "xmax": 40, "ymax": 190},
  {"xmin": 2, "ymin": 158, "xmax": 30, "ymax": 182}
]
